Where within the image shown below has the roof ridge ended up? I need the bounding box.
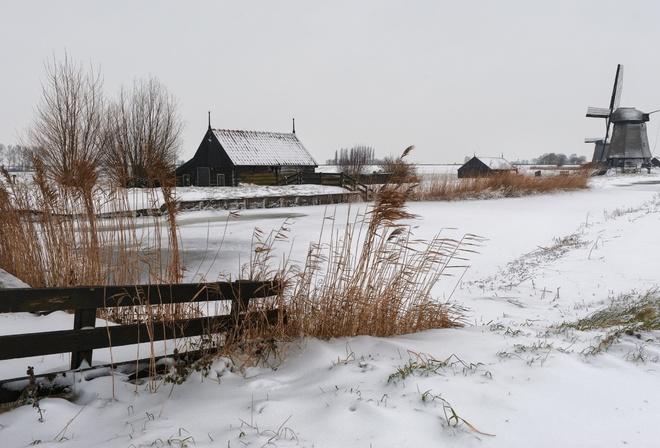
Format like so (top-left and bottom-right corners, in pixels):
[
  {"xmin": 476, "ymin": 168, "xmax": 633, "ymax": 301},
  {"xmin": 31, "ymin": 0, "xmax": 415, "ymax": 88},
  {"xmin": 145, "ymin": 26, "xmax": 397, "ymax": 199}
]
[{"xmin": 212, "ymin": 128, "xmax": 296, "ymax": 136}]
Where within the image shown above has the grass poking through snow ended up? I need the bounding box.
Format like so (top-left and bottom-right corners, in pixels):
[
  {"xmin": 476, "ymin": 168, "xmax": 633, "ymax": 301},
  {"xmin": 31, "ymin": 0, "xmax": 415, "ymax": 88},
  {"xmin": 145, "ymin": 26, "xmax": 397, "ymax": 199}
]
[{"xmin": 564, "ymin": 290, "xmax": 659, "ymax": 355}]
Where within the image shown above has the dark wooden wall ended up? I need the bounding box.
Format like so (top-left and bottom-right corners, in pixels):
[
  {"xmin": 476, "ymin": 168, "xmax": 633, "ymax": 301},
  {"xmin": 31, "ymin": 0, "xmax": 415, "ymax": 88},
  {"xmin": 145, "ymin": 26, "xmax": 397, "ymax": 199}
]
[
  {"xmin": 176, "ymin": 129, "xmax": 236, "ymax": 186},
  {"xmin": 458, "ymin": 158, "xmax": 491, "ymax": 178}
]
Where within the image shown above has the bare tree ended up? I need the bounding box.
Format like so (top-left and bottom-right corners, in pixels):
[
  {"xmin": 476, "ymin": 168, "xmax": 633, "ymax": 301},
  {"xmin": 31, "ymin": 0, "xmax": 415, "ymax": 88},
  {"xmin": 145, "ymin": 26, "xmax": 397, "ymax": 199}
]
[
  {"xmin": 104, "ymin": 77, "xmax": 182, "ymax": 187},
  {"xmin": 29, "ymin": 54, "xmax": 106, "ymax": 188},
  {"xmin": 6, "ymin": 145, "xmax": 33, "ymax": 170},
  {"xmin": 334, "ymin": 145, "xmax": 375, "ymax": 177}
]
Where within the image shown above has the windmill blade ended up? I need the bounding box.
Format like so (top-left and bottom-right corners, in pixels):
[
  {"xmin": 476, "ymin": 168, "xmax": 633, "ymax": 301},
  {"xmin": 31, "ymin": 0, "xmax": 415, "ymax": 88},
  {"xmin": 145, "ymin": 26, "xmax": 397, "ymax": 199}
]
[
  {"xmin": 601, "ymin": 64, "xmax": 624, "ymax": 150},
  {"xmin": 609, "ymin": 64, "xmax": 624, "ymax": 114},
  {"xmin": 586, "ymin": 107, "xmax": 610, "ymax": 118}
]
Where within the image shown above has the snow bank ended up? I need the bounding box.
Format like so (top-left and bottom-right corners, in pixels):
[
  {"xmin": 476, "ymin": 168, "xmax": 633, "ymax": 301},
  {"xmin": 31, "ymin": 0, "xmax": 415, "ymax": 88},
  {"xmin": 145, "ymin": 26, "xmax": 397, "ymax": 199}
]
[{"xmin": 0, "ymin": 268, "xmax": 29, "ymax": 289}]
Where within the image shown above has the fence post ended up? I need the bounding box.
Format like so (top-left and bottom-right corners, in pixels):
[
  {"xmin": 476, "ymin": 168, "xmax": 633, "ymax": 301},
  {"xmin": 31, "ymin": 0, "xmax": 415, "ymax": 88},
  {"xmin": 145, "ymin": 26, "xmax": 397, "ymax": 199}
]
[
  {"xmin": 70, "ymin": 307, "xmax": 97, "ymax": 369},
  {"xmin": 228, "ymin": 283, "xmax": 251, "ymax": 343}
]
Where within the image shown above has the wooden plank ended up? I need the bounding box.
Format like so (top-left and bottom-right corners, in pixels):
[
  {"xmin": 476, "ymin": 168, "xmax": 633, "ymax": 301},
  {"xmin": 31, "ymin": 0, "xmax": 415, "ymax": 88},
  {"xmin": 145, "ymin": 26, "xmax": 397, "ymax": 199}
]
[
  {"xmin": 0, "ymin": 309, "xmax": 282, "ymax": 361},
  {"xmin": 0, "ymin": 280, "xmax": 281, "ymax": 314},
  {"xmin": 0, "ymin": 315, "xmax": 228, "ymax": 360},
  {"xmin": 13, "ymin": 316, "xmax": 229, "ymax": 360}
]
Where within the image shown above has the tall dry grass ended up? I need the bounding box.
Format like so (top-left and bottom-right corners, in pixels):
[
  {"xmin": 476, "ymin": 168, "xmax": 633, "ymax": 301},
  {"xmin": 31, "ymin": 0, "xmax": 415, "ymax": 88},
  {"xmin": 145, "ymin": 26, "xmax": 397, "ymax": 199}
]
[
  {"xmin": 283, "ymin": 189, "xmax": 472, "ymax": 338},
  {"xmin": 0, "ymin": 161, "xmax": 186, "ymax": 324},
  {"xmin": 238, "ymin": 148, "xmax": 474, "ymax": 345},
  {"xmin": 0, "ymin": 168, "xmax": 177, "ymax": 286},
  {"xmin": 414, "ymin": 172, "xmax": 588, "ymax": 201}
]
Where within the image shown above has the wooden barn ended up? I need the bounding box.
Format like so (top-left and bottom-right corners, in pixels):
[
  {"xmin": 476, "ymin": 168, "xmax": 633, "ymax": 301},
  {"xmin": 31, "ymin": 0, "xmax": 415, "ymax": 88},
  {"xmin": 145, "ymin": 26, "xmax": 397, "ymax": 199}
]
[
  {"xmin": 176, "ymin": 125, "xmax": 317, "ymax": 186},
  {"xmin": 457, "ymin": 156, "xmax": 517, "ymax": 179}
]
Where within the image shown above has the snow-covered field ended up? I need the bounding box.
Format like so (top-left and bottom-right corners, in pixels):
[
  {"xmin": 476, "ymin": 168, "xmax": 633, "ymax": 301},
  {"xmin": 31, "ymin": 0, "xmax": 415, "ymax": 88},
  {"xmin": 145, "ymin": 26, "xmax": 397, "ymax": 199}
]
[{"xmin": 1, "ymin": 174, "xmax": 659, "ymax": 447}]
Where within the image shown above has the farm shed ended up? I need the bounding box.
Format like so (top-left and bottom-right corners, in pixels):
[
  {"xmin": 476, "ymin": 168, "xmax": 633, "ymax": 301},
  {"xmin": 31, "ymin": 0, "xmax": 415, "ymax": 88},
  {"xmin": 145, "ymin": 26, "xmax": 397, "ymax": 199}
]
[
  {"xmin": 176, "ymin": 126, "xmax": 317, "ymax": 186},
  {"xmin": 457, "ymin": 156, "xmax": 517, "ymax": 178}
]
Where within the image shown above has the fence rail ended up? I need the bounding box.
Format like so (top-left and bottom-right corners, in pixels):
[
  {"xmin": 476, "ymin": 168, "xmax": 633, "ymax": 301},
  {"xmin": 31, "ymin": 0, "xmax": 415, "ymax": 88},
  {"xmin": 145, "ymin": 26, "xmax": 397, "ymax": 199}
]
[
  {"xmin": 0, "ymin": 280, "xmax": 282, "ymax": 375},
  {"xmin": 280, "ymin": 172, "xmax": 371, "ymax": 199}
]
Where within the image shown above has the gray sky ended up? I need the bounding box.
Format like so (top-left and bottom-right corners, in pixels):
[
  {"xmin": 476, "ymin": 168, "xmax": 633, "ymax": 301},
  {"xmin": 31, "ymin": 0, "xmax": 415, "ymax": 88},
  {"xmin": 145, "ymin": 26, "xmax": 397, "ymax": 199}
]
[{"xmin": 2, "ymin": 0, "xmax": 660, "ymax": 163}]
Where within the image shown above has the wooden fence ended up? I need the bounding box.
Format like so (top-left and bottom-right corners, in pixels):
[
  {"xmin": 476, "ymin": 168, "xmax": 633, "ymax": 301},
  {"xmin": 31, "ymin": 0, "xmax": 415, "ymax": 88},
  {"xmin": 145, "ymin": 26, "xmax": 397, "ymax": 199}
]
[
  {"xmin": 280, "ymin": 172, "xmax": 371, "ymax": 199},
  {"xmin": 0, "ymin": 280, "xmax": 282, "ymax": 403}
]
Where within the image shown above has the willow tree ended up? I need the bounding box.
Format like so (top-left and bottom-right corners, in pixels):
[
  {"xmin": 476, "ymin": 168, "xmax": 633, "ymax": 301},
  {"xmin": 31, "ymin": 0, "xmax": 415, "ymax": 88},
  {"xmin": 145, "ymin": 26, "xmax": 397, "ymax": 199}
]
[
  {"xmin": 104, "ymin": 77, "xmax": 182, "ymax": 187},
  {"xmin": 29, "ymin": 54, "xmax": 106, "ymax": 189}
]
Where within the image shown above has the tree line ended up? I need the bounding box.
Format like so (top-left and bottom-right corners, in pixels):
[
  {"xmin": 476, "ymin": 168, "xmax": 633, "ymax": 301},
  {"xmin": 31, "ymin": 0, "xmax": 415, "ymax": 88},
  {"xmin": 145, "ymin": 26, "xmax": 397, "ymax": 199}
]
[
  {"xmin": 513, "ymin": 153, "xmax": 587, "ymax": 166},
  {"xmin": 0, "ymin": 144, "xmax": 33, "ymax": 170},
  {"xmin": 7, "ymin": 54, "xmax": 182, "ymax": 188},
  {"xmin": 327, "ymin": 145, "xmax": 378, "ymax": 177}
]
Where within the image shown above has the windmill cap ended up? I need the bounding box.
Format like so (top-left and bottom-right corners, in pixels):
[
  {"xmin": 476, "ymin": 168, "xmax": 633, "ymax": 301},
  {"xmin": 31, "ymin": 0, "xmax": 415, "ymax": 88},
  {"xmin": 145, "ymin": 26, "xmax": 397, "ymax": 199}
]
[{"xmin": 611, "ymin": 107, "xmax": 649, "ymax": 123}]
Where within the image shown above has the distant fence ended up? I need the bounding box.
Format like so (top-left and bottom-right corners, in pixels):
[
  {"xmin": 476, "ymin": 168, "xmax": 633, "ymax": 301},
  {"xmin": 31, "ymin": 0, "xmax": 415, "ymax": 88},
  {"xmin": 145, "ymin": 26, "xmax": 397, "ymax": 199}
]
[
  {"xmin": 0, "ymin": 280, "xmax": 283, "ymax": 403},
  {"xmin": 280, "ymin": 172, "xmax": 374, "ymax": 199},
  {"xmin": 95, "ymin": 192, "xmax": 363, "ymax": 219}
]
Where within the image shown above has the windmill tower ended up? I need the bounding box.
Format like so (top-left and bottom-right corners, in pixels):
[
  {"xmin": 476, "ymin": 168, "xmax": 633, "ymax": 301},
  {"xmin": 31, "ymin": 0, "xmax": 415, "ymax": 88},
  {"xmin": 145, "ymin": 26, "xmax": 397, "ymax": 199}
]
[
  {"xmin": 584, "ymin": 137, "xmax": 608, "ymax": 163},
  {"xmin": 585, "ymin": 64, "xmax": 655, "ymax": 171}
]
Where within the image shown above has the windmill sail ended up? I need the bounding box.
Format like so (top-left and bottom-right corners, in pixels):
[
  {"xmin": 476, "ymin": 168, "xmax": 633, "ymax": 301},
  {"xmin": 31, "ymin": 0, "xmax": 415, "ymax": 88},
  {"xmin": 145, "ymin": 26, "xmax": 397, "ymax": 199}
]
[
  {"xmin": 585, "ymin": 65, "xmax": 624, "ymax": 120},
  {"xmin": 602, "ymin": 64, "xmax": 624, "ymax": 152},
  {"xmin": 586, "ymin": 107, "xmax": 610, "ymax": 118},
  {"xmin": 609, "ymin": 64, "xmax": 623, "ymax": 116}
]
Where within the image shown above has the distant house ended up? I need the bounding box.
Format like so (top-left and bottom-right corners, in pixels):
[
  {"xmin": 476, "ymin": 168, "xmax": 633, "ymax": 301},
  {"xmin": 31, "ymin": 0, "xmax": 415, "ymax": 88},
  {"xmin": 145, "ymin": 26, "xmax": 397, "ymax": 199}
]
[
  {"xmin": 176, "ymin": 126, "xmax": 317, "ymax": 186},
  {"xmin": 457, "ymin": 156, "xmax": 516, "ymax": 178}
]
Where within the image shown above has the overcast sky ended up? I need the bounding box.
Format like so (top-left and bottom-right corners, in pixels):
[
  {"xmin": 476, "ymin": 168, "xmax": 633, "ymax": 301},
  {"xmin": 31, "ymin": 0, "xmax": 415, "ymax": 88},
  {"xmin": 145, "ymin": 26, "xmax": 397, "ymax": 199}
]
[{"xmin": 2, "ymin": 0, "xmax": 660, "ymax": 163}]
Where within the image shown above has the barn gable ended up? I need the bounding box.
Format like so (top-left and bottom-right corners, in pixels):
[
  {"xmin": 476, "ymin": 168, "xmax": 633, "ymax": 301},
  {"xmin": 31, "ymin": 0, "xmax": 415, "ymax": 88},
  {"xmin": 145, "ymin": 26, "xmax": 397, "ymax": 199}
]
[{"xmin": 458, "ymin": 156, "xmax": 515, "ymax": 178}]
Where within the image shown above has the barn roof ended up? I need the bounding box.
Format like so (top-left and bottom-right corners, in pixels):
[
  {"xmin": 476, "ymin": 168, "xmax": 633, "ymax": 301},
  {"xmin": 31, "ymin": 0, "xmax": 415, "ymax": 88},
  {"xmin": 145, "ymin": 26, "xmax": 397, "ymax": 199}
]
[
  {"xmin": 211, "ymin": 129, "xmax": 317, "ymax": 167},
  {"xmin": 473, "ymin": 157, "xmax": 514, "ymax": 170}
]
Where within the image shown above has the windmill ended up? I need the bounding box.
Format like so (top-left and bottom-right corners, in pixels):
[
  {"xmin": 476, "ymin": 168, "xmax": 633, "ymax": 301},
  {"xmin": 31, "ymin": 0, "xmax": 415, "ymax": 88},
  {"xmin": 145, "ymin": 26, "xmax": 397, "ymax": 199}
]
[{"xmin": 585, "ymin": 64, "xmax": 655, "ymax": 171}]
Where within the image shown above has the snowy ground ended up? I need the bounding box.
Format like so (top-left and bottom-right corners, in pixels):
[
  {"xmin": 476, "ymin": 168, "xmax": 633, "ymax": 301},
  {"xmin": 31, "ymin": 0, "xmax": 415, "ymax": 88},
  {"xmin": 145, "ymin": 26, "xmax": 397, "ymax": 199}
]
[{"xmin": 1, "ymin": 174, "xmax": 660, "ymax": 447}]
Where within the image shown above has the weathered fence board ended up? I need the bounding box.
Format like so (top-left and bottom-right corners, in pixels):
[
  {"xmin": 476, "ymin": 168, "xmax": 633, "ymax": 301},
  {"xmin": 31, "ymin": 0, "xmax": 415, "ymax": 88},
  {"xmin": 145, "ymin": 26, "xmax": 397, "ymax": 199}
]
[
  {"xmin": 0, "ymin": 281, "xmax": 279, "ymax": 313},
  {"xmin": 0, "ymin": 311, "xmax": 280, "ymax": 361}
]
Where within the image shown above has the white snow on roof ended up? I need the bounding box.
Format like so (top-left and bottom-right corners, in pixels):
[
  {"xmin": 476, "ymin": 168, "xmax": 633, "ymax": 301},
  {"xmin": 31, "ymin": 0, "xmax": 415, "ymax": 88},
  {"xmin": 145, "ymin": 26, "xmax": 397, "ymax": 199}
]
[
  {"xmin": 211, "ymin": 129, "xmax": 317, "ymax": 167},
  {"xmin": 476, "ymin": 157, "xmax": 514, "ymax": 170}
]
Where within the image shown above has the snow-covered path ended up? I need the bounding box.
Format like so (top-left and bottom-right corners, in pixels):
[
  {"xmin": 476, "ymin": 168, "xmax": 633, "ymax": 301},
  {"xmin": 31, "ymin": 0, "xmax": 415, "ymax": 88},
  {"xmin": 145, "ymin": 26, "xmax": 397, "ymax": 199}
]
[{"xmin": 1, "ymin": 175, "xmax": 659, "ymax": 447}]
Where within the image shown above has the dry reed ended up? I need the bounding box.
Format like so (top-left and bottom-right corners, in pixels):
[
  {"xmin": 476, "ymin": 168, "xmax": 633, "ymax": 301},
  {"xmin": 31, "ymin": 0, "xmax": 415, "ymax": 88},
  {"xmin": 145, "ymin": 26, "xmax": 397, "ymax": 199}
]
[
  {"xmin": 235, "ymin": 148, "xmax": 473, "ymax": 345},
  {"xmin": 281, "ymin": 189, "xmax": 471, "ymax": 338},
  {"xmin": 0, "ymin": 162, "xmax": 187, "ymax": 323},
  {"xmin": 413, "ymin": 172, "xmax": 588, "ymax": 201}
]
